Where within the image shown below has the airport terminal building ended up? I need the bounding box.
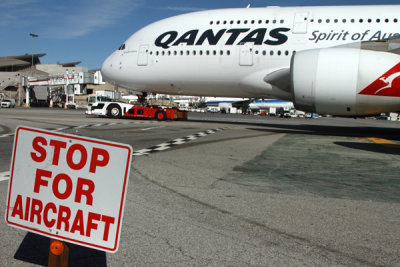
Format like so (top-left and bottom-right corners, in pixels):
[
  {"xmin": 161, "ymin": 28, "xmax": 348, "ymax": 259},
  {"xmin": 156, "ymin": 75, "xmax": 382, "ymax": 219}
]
[{"xmin": 0, "ymin": 53, "xmax": 115, "ymax": 108}]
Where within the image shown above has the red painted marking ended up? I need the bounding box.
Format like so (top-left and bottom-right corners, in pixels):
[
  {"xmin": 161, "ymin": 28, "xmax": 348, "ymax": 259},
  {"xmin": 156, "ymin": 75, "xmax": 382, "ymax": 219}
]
[{"xmin": 359, "ymin": 62, "xmax": 400, "ymax": 97}]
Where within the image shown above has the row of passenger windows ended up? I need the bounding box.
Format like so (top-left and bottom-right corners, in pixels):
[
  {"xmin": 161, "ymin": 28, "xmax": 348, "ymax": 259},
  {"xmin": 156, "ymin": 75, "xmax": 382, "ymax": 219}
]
[
  {"xmin": 256, "ymin": 50, "xmax": 292, "ymax": 56},
  {"xmin": 150, "ymin": 50, "xmax": 293, "ymax": 57},
  {"xmin": 210, "ymin": 19, "xmax": 284, "ymax": 25},
  {"xmin": 151, "ymin": 50, "xmax": 230, "ymax": 56},
  {"xmin": 209, "ymin": 17, "xmax": 399, "ymax": 25},
  {"xmin": 310, "ymin": 18, "xmax": 398, "ymax": 23}
]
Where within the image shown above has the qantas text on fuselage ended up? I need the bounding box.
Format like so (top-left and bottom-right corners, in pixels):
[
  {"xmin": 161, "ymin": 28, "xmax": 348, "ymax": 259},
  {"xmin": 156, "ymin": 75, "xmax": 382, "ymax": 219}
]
[{"xmin": 155, "ymin": 28, "xmax": 290, "ymax": 48}]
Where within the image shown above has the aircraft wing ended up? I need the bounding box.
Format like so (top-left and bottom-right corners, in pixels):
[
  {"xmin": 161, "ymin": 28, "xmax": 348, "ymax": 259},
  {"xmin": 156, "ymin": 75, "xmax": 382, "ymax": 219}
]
[
  {"xmin": 263, "ymin": 68, "xmax": 291, "ymax": 93},
  {"xmin": 239, "ymin": 68, "xmax": 292, "ymax": 100}
]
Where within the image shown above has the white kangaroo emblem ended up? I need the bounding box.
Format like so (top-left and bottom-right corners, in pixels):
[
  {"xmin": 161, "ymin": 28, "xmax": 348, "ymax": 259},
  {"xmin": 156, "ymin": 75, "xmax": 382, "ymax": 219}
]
[{"xmin": 375, "ymin": 72, "xmax": 400, "ymax": 94}]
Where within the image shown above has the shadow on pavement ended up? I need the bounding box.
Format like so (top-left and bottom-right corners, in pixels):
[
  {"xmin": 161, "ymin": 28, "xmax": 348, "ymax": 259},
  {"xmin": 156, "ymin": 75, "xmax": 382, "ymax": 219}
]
[
  {"xmin": 192, "ymin": 119, "xmax": 399, "ymax": 140},
  {"xmin": 14, "ymin": 232, "xmax": 107, "ymax": 267},
  {"xmin": 189, "ymin": 113, "xmax": 400, "ymax": 141}
]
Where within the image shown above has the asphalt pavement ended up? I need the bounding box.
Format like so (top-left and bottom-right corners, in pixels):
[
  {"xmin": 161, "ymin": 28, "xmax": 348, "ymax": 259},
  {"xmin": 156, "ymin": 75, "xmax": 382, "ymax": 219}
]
[{"xmin": 0, "ymin": 108, "xmax": 400, "ymax": 266}]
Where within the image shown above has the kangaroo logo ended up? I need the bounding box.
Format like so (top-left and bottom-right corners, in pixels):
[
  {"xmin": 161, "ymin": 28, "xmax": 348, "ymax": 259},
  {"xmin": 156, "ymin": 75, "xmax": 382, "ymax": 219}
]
[
  {"xmin": 359, "ymin": 62, "xmax": 400, "ymax": 97},
  {"xmin": 375, "ymin": 72, "xmax": 400, "ymax": 94}
]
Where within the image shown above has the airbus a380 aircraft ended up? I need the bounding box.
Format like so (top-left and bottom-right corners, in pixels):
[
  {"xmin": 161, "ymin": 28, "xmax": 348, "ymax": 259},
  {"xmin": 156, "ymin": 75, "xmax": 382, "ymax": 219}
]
[{"xmin": 101, "ymin": 5, "xmax": 400, "ymax": 116}]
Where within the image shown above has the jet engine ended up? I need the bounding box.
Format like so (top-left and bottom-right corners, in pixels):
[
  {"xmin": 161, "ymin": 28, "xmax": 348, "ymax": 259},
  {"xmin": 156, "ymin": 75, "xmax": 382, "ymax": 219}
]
[{"xmin": 291, "ymin": 48, "xmax": 400, "ymax": 116}]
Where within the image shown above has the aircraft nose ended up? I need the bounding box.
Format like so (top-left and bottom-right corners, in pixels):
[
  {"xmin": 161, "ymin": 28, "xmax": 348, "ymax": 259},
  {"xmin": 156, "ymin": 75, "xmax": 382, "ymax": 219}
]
[{"xmin": 101, "ymin": 53, "xmax": 118, "ymax": 84}]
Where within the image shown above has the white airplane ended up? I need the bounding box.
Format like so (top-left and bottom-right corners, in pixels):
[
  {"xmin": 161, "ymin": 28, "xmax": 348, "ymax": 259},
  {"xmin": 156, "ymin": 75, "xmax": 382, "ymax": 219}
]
[
  {"xmin": 204, "ymin": 97, "xmax": 248, "ymax": 105},
  {"xmin": 249, "ymin": 99, "xmax": 294, "ymax": 110},
  {"xmin": 101, "ymin": 5, "xmax": 400, "ymax": 116}
]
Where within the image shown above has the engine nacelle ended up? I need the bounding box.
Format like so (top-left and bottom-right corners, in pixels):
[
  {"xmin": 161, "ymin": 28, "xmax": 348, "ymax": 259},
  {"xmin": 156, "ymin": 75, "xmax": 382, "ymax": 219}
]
[{"xmin": 291, "ymin": 48, "xmax": 400, "ymax": 116}]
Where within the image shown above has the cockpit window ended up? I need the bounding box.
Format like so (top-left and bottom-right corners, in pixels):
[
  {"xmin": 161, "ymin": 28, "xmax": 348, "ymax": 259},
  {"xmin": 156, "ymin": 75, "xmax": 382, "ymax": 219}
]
[{"xmin": 118, "ymin": 44, "xmax": 126, "ymax": 50}]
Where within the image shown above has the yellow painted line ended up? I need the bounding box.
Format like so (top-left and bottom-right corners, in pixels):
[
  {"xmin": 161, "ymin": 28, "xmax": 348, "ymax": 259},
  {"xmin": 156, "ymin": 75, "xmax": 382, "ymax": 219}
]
[{"xmin": 368, "ymin": 137, "xmax": 400, "ymax": 149}]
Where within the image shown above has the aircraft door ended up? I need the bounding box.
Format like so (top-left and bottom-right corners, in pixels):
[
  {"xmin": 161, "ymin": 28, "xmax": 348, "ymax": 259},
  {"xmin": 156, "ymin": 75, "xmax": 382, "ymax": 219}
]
[
  {"xmin": 293, "ymin": 12, "xmax": 309, "ymax": 34},
  {"xmin": 239, "ymin": 43, "xmax": 253, "ymax": 66},
  {"xmin": 137, "ymin": 45, "xmax": 149, "ymax": 66}
]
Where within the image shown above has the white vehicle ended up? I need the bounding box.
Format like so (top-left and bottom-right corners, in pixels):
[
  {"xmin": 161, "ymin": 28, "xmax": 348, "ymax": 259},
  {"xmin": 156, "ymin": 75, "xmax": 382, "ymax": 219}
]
[
  {"xmin": 87, "ymin": 94, "xmax": 112, "ymax": 108},
  {"xmin": 207, "ymin": 107, "xmax": 220, "ymax": 113},
  {"xmin": 95, "ymin": 90, "xmax": 121, "ymax": 100},
  {"xmin": 86, "ymin": 100, "xmax": 125, "ymax": 117},
  {"xmin": 1, "ymin": 99, "xmax": 16, "ymax": 108},
  {"xmin": 101, "ymin": 5, "xmax": 400, "ymax": 116},
  {"xmin": 269, "ymin": 107, "xmax": 276, "ymax": 116}
]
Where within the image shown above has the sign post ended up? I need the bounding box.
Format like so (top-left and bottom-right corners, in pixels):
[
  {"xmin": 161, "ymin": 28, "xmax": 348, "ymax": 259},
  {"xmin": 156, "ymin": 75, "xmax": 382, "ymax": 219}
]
[
  {"xmin": 48, "ymin": 239, "xmax": 69, "ymax": 267},
  {"xmin": 5, "ymin": 126, "xmax": 132, "ymax": 256}
]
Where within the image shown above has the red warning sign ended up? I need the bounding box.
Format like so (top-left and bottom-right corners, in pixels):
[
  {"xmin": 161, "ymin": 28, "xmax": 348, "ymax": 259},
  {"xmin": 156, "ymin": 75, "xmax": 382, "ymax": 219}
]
[
  {"xmin": 5, "ymin": 126, "xmax": 132, "ymax": 253},
  {"xmin": 359, "ymin": 62, "xmax": 400, "ymax": 97}
]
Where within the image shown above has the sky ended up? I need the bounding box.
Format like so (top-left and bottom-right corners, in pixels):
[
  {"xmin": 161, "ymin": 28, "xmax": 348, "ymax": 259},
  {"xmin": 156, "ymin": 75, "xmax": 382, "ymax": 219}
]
[{"xmin": 1, "ymin": 0, "xmax": 399, "ymax": 70}]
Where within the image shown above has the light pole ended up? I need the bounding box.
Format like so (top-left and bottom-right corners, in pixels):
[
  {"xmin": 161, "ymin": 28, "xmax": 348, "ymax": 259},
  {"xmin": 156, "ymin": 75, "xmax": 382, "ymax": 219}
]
[
  {"xmin": 27, "ymin": 33, "xmax": 38, "ymax": 107},
  {"xmin": 29, "ymin": 33, "xmax": 38, "ymax": 74}
]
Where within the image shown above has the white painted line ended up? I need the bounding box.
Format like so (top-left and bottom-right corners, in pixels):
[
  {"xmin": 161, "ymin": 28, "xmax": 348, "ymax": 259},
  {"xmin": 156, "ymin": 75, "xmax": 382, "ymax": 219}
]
[
  {"xmin": 132, "ymin": 149, "xmax": 152, "ymax": 155},
  {"xmin": 0, "ymin": 171, "xmax": 10, "ymax": 182},
  {"xmin": 132, "ymin": 127, "xmax": 226, "ymax": 157},
  {"xmin": 154, "ymin": 147, "xmax": 170, "ymax": 151},
  {"xmin": 0, "ymin": 133, "xmax": 14, "ymax": 138},
  {"xmin": 172, "ymin": 139, "xmax": 186, "ymax": 145},
  {"xmin": 141, "ymin": 126, "xmax": 165, "ymax": 131},
  {"xmin": 74, "ymin": 125, "xmax": 88, "ymax": 129},
  {"xmin": 155, "ymin": 143, "xmax": 170, "ymax": 147}
]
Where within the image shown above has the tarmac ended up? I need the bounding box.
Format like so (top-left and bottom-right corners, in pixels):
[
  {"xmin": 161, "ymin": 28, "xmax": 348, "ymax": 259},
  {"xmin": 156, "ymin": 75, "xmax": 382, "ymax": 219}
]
[{"xmin": 0, "ymin": 108, "xmax": 399, "ymax": 266}]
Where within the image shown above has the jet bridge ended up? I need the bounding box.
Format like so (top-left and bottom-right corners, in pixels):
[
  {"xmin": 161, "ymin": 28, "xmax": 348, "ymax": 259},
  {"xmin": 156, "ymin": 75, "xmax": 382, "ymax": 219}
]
[{"xmin": 23, "ymin": 71, "xmax": 101, "ymax": 107}]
